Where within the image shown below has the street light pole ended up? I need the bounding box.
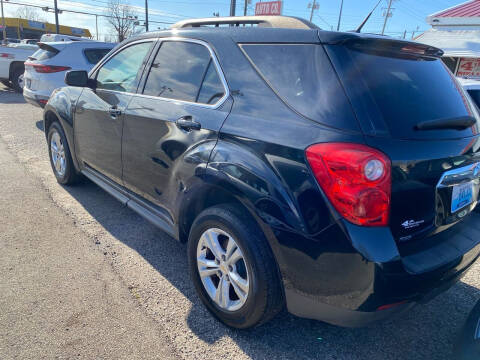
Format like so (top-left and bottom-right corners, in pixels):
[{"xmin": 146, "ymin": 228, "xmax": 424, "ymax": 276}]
[
  {"xmin": 1, "ymin": 0, "xmax": 6, "ymax": 44},
  {"xmin": 95, "ymin": 14, "xmax": 98, "ymax": 40},
  {"xmin": 145, "ymin": 0, "xmax": 149, "ymax": 32},
  {"xmin": 230, "ymin": 0, "xmax": 236, "ymax": 16},
  {"xmin": 53, "ymin": 0, "xmax": 60, "ymax": 34}
]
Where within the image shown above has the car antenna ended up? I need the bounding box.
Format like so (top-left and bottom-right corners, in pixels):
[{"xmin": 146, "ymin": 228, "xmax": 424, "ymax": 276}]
[{"xmin": 355, "ymin": 0, "xmax": 382, "ymax": 33}]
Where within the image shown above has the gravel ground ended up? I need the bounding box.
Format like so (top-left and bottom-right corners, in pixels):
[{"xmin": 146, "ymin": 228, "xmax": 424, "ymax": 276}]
[{"xmin": 0, "ymin": 86, "xmax": 479, "ymax": 359}]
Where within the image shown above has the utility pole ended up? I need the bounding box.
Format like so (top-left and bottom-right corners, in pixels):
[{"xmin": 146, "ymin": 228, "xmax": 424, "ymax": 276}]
[
  {"xmin": 95, "ymin": 14, "xmax": 98, "ymax": 40},
  {"xmin": 53, "ymin": 0, "xmax": 60, "ymax": 34},
  {"xmin": 411, "ymin": 25, "xmax": 419, "ymax": 39},
  {"xmin": 309, "ymin": 0, "xmax": 317, "ymax": 22},
  {"xmin": 381, "ymin": 0, "xmax": 393, "ymax": 35},
  {"xmin": 243, "ymin": 0, "xmax": 247, "ymax": 16},
  {"xmin": 1, "ymin": 0, "xmax": 6, "ymax": 44},
  {"xmin": 145, "ymin": 0, "xmax": 149, "ymax": 31},
  {"xmin": 230, "ymin": 0, "xmax": 236, "ymax": 16},
  {"xmin": 337, "ymin": 0, "xmax": 343, "ymax": 31},
  {"xmin": 402, "ymin": 29, "xmax": 406, "ymax": 39}
]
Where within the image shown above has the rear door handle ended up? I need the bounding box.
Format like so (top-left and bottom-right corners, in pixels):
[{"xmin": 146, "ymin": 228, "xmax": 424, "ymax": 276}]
[
  {"xmin": 109, "ymin": 106, "xmax": 122, "ymax": 118},
  {"xmin": 176, "ymin": 116, "xmax": 201, "ymax": 131}
]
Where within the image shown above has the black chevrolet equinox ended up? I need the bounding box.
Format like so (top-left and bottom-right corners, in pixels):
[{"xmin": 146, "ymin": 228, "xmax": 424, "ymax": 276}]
[{"xmin": 43, "ymin": 16, "xmax": 480, "ymax": 329}]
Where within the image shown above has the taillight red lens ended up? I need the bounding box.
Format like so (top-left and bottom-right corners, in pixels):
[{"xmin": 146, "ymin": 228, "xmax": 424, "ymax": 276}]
[
  {"xmin": 305, "ymin": 143, "xmax": 391, "ymax": 227},
  {"xmin": 24, "ymin": 63, "xmax": 71, "ymax": 73}
]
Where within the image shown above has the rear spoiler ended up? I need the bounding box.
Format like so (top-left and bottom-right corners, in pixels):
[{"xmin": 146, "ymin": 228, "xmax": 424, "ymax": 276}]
[
  {"xmin": 318, "ymin": 31, "xmax": 444, "ymax": 58},
  {"xmin": 37, "ymin": 42, "xmax": 61, "ymax": 55}
]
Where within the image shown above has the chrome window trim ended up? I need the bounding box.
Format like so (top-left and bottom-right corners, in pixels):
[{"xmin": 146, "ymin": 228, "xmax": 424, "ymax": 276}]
[
  {"xmin": 88, "ymin": 38, "xmax": 159, "ymax": 83},
  {"xmin": 136, "ymin": 37, "xmax": 230, "ymax": 110}
]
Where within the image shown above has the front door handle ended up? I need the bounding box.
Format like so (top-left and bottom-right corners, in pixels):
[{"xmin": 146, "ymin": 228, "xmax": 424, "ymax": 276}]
[
  {"xmin": 109, "ymin": 106, "xmax": 122, "ymax": 118},
  {"xmin": 176, "ymin": 116, "xmax": 201, "ymax": 131}
]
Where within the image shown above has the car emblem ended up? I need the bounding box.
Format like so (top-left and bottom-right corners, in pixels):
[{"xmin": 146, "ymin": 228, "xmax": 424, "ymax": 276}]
[{"xmin": 401, "ymin": 219, "xmax": 425, "ymax": 229}]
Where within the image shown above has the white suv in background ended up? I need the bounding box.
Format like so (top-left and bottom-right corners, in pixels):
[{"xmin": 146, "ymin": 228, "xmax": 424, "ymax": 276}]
[{"xmin": 23, "ymin": 41, "xmax": 115, "ymax": 107}]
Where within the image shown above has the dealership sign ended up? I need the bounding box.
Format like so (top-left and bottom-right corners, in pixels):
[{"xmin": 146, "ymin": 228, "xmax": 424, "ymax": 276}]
[
  {"xmin": 457, "ymin": 58, "xmax": 480, "ymax": 78},
  {"xmin": 255, "ymin": 1, "xmax": 283, "ymax": 16}
]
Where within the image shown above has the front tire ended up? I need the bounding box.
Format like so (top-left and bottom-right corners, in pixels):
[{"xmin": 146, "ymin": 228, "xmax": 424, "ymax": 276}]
[
  {"xmin": 188, "ymin": 204, "xmax": 284, "ymax": 329},
  {"xmin": 47, "ymin": 122, "xmax": 80, "ymax": 185}
]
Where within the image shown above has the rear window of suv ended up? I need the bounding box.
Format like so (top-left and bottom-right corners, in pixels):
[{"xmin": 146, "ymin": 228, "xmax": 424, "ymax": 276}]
[
  {"xmin": 241, "ymin": 44, "xmax": 360, "ymax": 132},
  {"xmin": 327, "ymin": 43, "xmax": 478, "ymax": 140},
  {"xmin": 30, "ymin": 48, "xmax": 57, "ymax": 61}
]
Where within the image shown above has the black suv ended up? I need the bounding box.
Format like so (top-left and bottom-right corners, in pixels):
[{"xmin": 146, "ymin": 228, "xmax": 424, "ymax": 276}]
[{"xmin": 43, "ymin": 16, "xmax": 480, "ymax": 329}]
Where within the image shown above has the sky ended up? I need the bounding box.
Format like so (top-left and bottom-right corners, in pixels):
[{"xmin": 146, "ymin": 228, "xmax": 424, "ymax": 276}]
[{"xmin": 2, "ymin": 0, "xmax": 470, "ymax": 40}]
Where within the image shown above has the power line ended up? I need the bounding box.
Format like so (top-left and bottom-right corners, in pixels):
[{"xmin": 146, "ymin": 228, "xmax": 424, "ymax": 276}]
[{"xmin": 3, "ymin": 0, "xmax": 173, "ymax": 24}]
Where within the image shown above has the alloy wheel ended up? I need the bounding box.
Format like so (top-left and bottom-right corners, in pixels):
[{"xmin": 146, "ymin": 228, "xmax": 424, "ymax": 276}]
[
  {"xmin": 196, "ymin": 228, "xmax": 250, "ymax": 312},
  {"xmin": 50, "ymin": 131, "xmax": 66, "ymax": 177}
]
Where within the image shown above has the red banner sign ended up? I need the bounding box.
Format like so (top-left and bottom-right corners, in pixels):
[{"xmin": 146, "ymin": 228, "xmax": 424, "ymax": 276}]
[
  {"xmin": 255, "ymin": 1, "xmax": 283, "ymax": 16},
  {"xmin": 457, "ymin": 58, "xmax": 480, "ymax": 78}
]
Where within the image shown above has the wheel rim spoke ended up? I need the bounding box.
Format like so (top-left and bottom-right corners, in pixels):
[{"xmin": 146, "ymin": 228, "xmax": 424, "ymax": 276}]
[
  {"xmin": 227, "ymin": 248, "xmax": 242, "ymax": 266},
  {"xmin": 225, "ymin": 237, "xmax": 236, "ymax": 260},
  {"xmin": 229, "ymin": 271, "xmax": 248, "ymax": 294},
  {"xmin": 202, "ymin": 230, "xmax": 224, "ymax": 260}
]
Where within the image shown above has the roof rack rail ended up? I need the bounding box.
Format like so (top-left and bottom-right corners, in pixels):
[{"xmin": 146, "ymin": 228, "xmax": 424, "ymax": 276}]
[{"xmin": 171, "ymin": 16, "xmax": 319, "ymax": 30}]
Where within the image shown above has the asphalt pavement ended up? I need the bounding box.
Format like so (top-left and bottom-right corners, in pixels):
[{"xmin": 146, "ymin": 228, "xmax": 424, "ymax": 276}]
[{"xmin": 0, "ymin": 85, "xmax": 479, "ymax": 360}]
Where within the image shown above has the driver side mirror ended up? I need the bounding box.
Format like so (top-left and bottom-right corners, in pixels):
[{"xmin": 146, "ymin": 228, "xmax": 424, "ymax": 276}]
[{"xmin": 65, "ymin": 70, "xmax": 95, "ymax": 88}]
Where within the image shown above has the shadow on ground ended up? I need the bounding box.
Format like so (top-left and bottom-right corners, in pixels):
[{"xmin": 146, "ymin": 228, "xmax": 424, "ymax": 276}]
[
  {"xmin": 0, "ymin": 85, "xmax": 25, "ymax": 104},
  {"xmin": 34, "ymin": 115, "xmax": 480, "ymax": 360},
  {"xmin": 55, "ymin": 179, "xmax": 480, "ymax": 360}
]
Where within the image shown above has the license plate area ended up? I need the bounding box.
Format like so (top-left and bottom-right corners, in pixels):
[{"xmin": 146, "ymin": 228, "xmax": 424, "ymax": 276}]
[
  {"xmin": 436, "ymin": 162, "xmax": 480, "ymax": 226},
  {"xmin": 451, "ymin": 181, "xmax": 474, "ymax": 213}
]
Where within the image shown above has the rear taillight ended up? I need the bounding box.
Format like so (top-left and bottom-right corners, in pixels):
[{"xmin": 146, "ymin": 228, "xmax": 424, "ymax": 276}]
[
  {"xmin": 305, "ymin": 143, "xmax": 391, "ymax": 227},
  {"xmin": 0, "ymin": 53, "xmax": 14, "ymax": 59},
  {"xmin": 24, "ymin": 63, "xmax": 71, "ymax": 73}
]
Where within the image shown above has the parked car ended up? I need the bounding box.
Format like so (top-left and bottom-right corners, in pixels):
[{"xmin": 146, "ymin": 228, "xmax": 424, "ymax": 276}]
[
  {"xmin": 23, "ymin": 41, "xmax": 115, "ymax": 107},
  {"xmin": 42, "ymin": 16, "xmax": 480, "ymax": 329},
  {"xmin": 0, "ymin": 43, "xmax": 37, "ymax": 92},
  {"xmin": 20, "ymin": 39, "xmax": 38, "ymax": 45},
  {"xmin": 39, "ymin": 34, "xmax": 94, "ymax": 43},
  {"xmin": 459, "ymin": 78, "xmax": 480, "ymax": 110}
]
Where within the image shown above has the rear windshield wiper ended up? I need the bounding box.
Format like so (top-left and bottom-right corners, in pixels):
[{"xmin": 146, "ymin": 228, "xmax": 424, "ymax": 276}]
[{"xmin": 414, "ymin": 116, "xmax": 476, "ymax": 131}]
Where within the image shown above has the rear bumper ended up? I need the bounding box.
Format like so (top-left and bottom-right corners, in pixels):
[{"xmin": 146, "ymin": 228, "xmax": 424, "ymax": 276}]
[
  {"xmin": 270, "ymin": 212, "xmax": 480, "ymax": 327},
  {"xmin": 23, "ymin": 88, "xmax": 49, "ymax": 108}
]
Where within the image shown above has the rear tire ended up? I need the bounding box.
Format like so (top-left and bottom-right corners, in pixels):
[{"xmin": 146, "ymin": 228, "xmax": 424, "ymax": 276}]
[
  {"xmin": 47, "ymin": 122, "xmax": 81, "ymax": 185},
  {"xmin": 10, "ymin": 66, "xmax": 24, "ymax": 93},
  {"xmin": 187, "ymin": 204, "xmax": 284, "ymax": 329}
]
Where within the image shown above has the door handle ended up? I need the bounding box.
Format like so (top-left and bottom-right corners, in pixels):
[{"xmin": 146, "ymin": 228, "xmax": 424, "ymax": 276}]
[
  {"xmin": 109, "ymin": 106, "xmax": 122, "ymax": 118},
  {"xmin": 176, "ymin": 116, "xmax": 201, "ymax": 131}
]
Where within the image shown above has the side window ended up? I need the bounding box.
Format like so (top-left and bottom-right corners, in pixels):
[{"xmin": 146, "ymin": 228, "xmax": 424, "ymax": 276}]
[
  {"xmin": 143, "ymin": 41, "xmax": 225, "ymax": 104},
  {"xmin": 96, "ymin": 42, "xmax": 153, "ymax": 93},
  {"xmin": 197, "ymin": 60, "xmax": 225, "ymax": 104}
]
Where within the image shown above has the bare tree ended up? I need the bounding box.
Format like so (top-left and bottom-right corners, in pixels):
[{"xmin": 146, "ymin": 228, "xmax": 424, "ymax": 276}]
[
  {"xmin": 105, "ymin": 0, "xmax": 139, "ymax": 42},
  {"xmin": 15, "ymin": 6, "xmax": 46, "ymax": 22}
]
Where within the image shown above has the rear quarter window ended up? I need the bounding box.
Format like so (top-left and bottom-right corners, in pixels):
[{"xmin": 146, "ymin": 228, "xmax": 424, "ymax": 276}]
[
  {"xmin": 84, "ymin": 48, "xmax": 112, "ymax": 65},
  {"xmin": 240, "ymin": 44, "xmax": 359, "ymax": 132}
]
